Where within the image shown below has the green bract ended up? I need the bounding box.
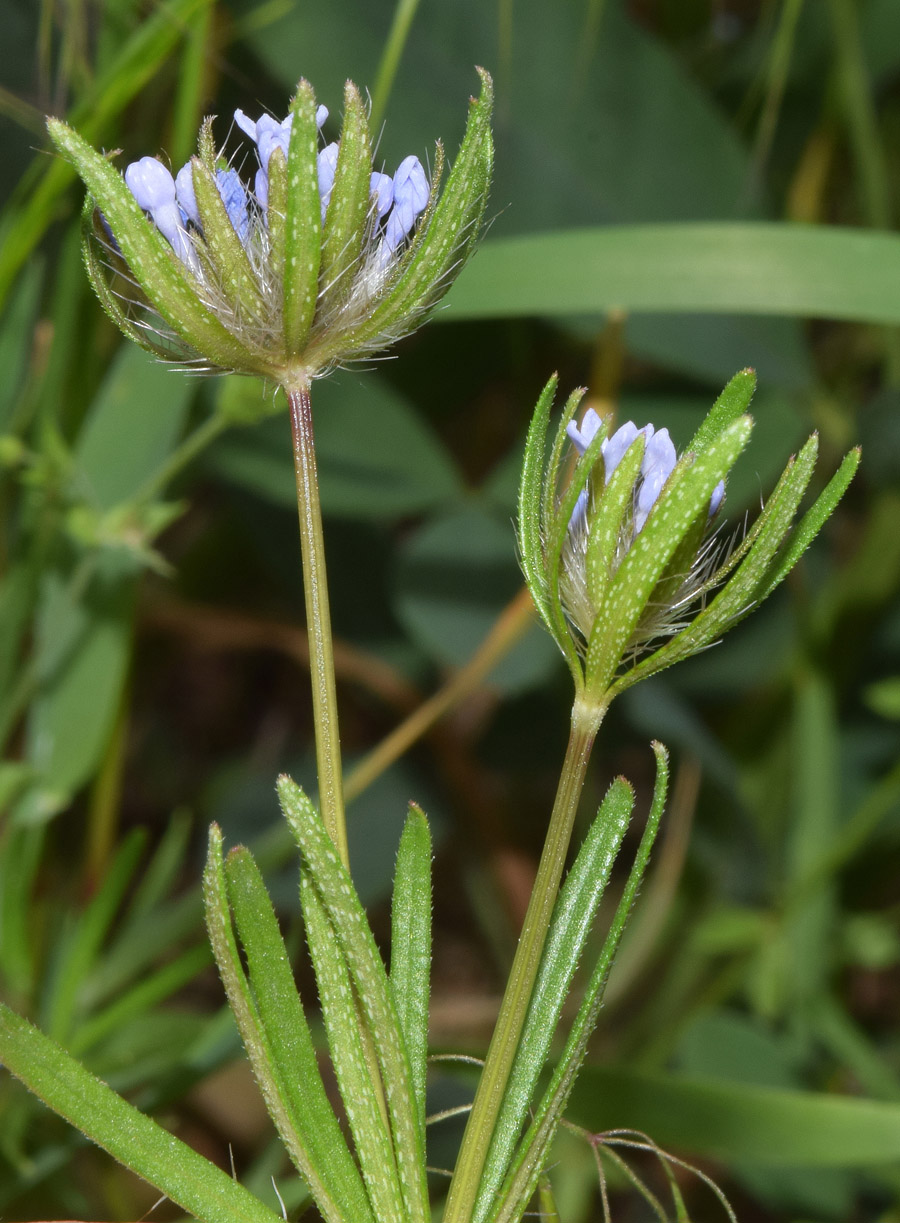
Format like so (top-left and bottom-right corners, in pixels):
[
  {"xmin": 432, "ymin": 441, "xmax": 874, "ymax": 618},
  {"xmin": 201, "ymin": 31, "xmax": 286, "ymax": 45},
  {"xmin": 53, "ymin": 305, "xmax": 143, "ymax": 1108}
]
[
  {"xmin": 518, "ymin": 369, "xmax": 860, "ymax": 709},
  {"xmin": 46, "ymin": 72, "xmax": 493, "ymax": 389}
]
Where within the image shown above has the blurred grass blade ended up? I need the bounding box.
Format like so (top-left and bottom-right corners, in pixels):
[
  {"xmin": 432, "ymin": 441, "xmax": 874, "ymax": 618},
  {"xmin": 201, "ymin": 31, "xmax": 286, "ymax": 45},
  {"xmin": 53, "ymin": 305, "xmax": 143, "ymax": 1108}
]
[
  {"xmin": 0, "ymin": 826, "xmax": 44, "ymax": 999},
  {"xmin": 473, "ymin": 777, "xmax": 634, "ymax": 1223},
  {"xmin": 122, "ymin": 809, "xmax": 192, "ymax": 923},
  {"xmin": 0, "ymin": 1002, "xmax": 283, "ymax": 1223},
  {"xmin": 567, "ymin": 1065, "xmax": 900, "ymax": 1165},
  {"xmin": 445, "ymin": 224, "xmax": 900, "ymax": 325},
  {"xmin": 0, "ymin": 0, "xmax": 209, "ymax": 308},
  {"xmin": 0, "ymin": 259, "xmax": 42, "ymax": 429},
  {"xmin": 390, "ymin": 803, "xmax": 432, "ymax": 1142},
  {"xmin": 71, "ymin": 943, "xmax": 211, "ymax": 1055},
  {"xmin": 42, "ymin": 828, "xmax": 146, "ymax": 1043},
  {"xmin": 370, "ymin": 0, "xmax": 424, "ymax": 129}
]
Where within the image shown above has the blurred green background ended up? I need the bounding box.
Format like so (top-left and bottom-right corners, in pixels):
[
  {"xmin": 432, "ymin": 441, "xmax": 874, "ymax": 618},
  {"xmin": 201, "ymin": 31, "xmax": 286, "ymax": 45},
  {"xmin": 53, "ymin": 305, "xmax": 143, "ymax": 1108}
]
[{"xmin": 2, "ymin": 0, "xmax": 900, "ymax": 1219}]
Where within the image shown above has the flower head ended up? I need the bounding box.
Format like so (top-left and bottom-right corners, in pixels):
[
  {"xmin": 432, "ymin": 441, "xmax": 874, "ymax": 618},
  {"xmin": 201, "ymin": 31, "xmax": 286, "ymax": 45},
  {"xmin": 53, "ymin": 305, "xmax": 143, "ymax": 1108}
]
[
  {"xmin": 47, "ymin": 72, "xmax": 493, "ymax": 387},
  {"xmin": 518, "ymin": 370, "xmax": 860, "ymax": 710}
]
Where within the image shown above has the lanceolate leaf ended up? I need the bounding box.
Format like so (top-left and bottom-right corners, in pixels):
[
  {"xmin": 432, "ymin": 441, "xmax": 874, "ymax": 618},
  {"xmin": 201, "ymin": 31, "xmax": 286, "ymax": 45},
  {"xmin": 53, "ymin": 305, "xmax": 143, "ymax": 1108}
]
[
  {"xmin": 568, "ymin": 1065, "xmax": 900, "ymax": 1167},
  {"xmin": 0, "ymin": 1003, "xmax": 282, "ymax": 1223},
  {"xmin": 279, "ymin": 777, "xmax": 430, "ymax": 1223},
  {"xmin": 319, "ymin": 82, "xmax": 372, "ymax": 318},
  {"xmin": 585, "ymin": 435, "xmax": 646, "ymax": 612},
  {"xmin": 544, "ymin": 418, "xmax": 608, "ymax": 678},
  {"xmin": 517, "ymin": 374, "xmax": 556, "ymax": 631},
  {"xmin": 81, "ymin": 204, "xmax": 170, "ymax": 358},
  {"xmin": 541, "ymin": 386, "xmax": 590, "ymax": 542},
  {"xmin": 489, "ymin": 744, "xmax": 669, "ymax": 1223},
  {"xmin": 202, "ymin": 827, "xmax": 351, "ymax": 1223},
  {"xmin": 611, "ymin": 433, "xmax": 822, "ymax": 693},
  {"xmin": 473, "ymin": 777, "xmax": 634, "ymax": 1223},
  {"xmin": 761, "ymin": 446, "xmax": 862, "ymax": 597},
  {"xmin": 224, "ymin": 847, "xmax": 374, "ymax": 1223},
  {"xmin": 390, "ymin": 804, "xmax": 433, "ymax": 1143},
  {"xmin": 283, "ymin": 81, "xmax": 323, "ymax": 355},
  {"xmin": 688, "ymin": 367, "xmax": 757, "ymax": 454},
  {"xmin": 443, "ymin": 223, "xmax": 900, "ymax": 326},
  {"xmin": 347, "ymin": 68, "xmax": 493, "ymax": 351},
  {"xmin": 191, "ymin": 159, "xmax": 266, "ymax": 322},
  {"xmin": 586, "ymin": 419, "xmax": 752, "ymax": 693},
  {"xmin": 301, "ymin": 871, "xmax": 405, "ymax": 1223}
]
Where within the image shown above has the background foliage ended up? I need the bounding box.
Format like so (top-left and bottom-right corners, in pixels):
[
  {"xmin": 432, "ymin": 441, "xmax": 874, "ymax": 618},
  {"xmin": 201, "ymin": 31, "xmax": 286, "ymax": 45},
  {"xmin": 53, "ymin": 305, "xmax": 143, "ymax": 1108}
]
[{"xmin": 1, "ymin": 0, "xmax": 900, "ymax": 1219}]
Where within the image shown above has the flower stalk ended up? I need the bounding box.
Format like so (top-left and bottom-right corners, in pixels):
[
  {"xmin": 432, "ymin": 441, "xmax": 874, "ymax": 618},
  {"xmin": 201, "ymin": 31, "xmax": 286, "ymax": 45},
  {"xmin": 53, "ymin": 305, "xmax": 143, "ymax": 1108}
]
[
  {"xmin": 443, "ymin": 694, "xmax": 607, "ymax": 1223},
  {"xmin": 288, "ymin": 384, "xmax": 348, "ymax": 865}
]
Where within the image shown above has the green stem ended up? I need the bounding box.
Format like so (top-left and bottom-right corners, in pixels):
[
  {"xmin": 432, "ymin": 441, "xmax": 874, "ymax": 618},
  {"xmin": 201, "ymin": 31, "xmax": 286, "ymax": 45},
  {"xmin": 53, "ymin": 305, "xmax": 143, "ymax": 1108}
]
[
  {"xmin": 287, "ymin": 384, "xmax": 349, "ymax": 868},
  {"xmin": 370, "ymin": 0, "xmax": 423, "ymax": 131},
  {"xmin": 443, "ymin": 697, "xmax": 605, "ymax": 1223},
  {"xmin": 132, "ymin": 410, "xmax": 230, "ymax": 505}
]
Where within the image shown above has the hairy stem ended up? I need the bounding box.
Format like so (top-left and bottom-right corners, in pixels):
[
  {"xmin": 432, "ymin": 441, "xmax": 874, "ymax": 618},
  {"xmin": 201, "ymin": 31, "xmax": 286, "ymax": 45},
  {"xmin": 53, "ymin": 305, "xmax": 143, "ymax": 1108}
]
[
  {"xmin": 287, "ymin": 384, "xmax": 348, "ymax": 867},
  {"xmin": 443, "ymin": 696, "xmax": 606, "ymax": 1223}
]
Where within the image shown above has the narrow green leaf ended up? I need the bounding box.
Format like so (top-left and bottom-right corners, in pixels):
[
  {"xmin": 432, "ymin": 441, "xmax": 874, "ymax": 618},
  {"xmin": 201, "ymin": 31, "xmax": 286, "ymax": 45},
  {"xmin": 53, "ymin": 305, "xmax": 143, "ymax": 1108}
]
[
  {"xmin": 688, "ymin": 368, "xmax": 757, "ymax": 454},
  {"xmin": 761, "ymin": 446, "xmax": 861, "ymax": 596},
  {"xmin": 586, "ymin": 418, "xmax": 752, "ymax": 694},
  {"xmin": 517, "ymin": 374, "xmax": 557, "ymax": 630},
  {"xmin": 544, "ymin": 414, "xmax": 609, "ymax": 674},
  {"xmin": 490, "ymin": 744, "xmax": 669, "ymax": 1223},
  {"xmin": 73, "ymin": 341, "xmax": 193, "ymax": 510},
  {"xmin": 84, "ymin": 889, "xmax": 203, "ymax": 1009},
  {"xmin": 279, "ymin": 776, "xmax": 429, "ymax": 1223},
  {"xmin": 191, "ymin": 159, "xmax": 267, "ymax": 322},
  {"xmin": 202, "ymin": 827, "xmax": 349, "ymax": 1223},
  {"xmin": 473, "ymin": 777, "xmax": 634, "ymax": 1223},
  {"xmin": 612, "ymin": 434, "xmax": 820, "ymax": 693},
  {"xmin": 301, "ymin": 871, "xmax": 405, "ymax": 1223},
  {"xmin": 283, "ymin": 80, "xmax": 323, "ymax": 355},
  {"xmin": 341, "ymin": 68, "xmax": 493, "ymax": 354},
  {"xmin": 47, "ymin": 119, "xmax": 257, "ymax": 374},
  {"xmin": 81, "ymin": 204, "xmax": 169, "ymax": 360},
  {"xmin": 265, "ymin": 146, "xmax": 288, "ymax": 285},
  {"xmin": 225, "ymin": 848, "xmax": 374, "ymax": 1223},
  {"xmin": 22, "ymin": 558, "xmax": 136, "ymax": 819},
  {"xmin": 390, "ymin": 803, "xmax": 432, "ymax": 1141},
  {"xmin": 586, "ymin": 434, "xmax": 646, "ymax": 611},
  {"xmin": 541, "ymin": 386, "xmax": 587, "ymax": 542},
  {"xmin": 319, "ymin": 83, "xmax": 372, "ymax": 320},
  {"xmin": 0, "ymin": 1003, "xmax": 282, "ymax": 1223}
]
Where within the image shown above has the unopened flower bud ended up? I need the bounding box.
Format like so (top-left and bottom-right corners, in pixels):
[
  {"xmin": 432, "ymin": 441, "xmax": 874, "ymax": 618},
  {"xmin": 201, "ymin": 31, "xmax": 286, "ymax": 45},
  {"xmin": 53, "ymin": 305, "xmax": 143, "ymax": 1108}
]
[{"xmin": 518, "ymin": 370, "xmax": 860, "ymax": 711}]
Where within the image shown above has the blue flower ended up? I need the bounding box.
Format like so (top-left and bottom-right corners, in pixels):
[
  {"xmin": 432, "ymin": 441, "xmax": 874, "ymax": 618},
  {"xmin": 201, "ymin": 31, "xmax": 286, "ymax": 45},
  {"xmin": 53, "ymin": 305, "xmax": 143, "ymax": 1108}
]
[
  {"xmin": 123, "ymin": 156, "xmax": 198, "ymax": 270},
  {"xmin": 383, "ymin": 155, "xmax": 430, "ymax": 252},
  {"xmin": 566, "ymin": 411, "xmax": 725, "ymax": 537}
]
